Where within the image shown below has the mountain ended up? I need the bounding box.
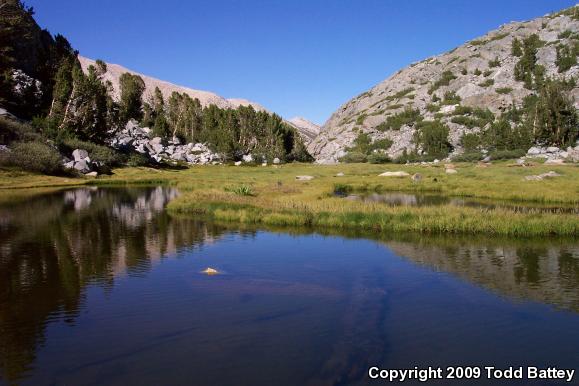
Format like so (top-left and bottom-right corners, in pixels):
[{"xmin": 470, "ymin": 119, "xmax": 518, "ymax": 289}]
[
  {"xmin": 309, "ymin": 6, "xmax": 579, "ymax": 163},
  {"xmin": 288, "ymin": 117, "xmax": 321, "ymax": 143},
  {"xmin": 78, "ymin": 57, "xmax": 320, "ymax": 143},
  {"xmin": 78, "ymin": 56, "xmax": 268, "ymax": 112}
]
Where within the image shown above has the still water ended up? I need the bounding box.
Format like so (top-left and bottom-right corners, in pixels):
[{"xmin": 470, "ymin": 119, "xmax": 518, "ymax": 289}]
[{"xmin": 1, "ymin": 187, "xmax": 578, "ymax": 386}]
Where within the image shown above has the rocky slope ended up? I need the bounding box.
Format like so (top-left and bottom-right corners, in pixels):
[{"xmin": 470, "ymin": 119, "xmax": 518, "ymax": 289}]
[
  {"xmin": 288, "ymin": 117, "xmax": 321, "ymax": 143},
  {"xmin": 78, "ymin": 56, "xmax": 268, "ymax": 112},
  {"xmin": 309, "ymin": 7, "xmax": 579, "ymax": 163}
]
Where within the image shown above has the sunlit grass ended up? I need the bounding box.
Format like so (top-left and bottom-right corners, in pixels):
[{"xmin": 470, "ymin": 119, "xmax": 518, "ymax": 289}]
[{"xmin": 1, "ymin": 162, "xmax": 578, "ymax": 235}]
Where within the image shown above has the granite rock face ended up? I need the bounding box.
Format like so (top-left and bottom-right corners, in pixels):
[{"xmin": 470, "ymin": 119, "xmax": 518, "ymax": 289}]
[{"xmin": 309, "ymin": 8, "xmax": 579, "ymax": 163}]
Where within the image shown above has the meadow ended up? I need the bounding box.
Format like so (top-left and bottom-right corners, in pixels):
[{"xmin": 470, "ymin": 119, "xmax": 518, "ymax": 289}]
[{"xmin": 1, "ymin": 162, "xmax": 578, "ymax": 236}]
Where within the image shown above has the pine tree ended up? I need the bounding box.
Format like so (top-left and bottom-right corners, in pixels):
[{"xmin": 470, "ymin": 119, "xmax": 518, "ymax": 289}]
[{"xmin": 118, "ymin": 73, "xmax": 145, "ymax": 124}]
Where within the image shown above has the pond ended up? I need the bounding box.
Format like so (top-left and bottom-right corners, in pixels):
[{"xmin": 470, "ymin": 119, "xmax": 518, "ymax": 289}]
[{"xmin": 1, "ymin": 187, "xmax": 579, "ymax": 385}]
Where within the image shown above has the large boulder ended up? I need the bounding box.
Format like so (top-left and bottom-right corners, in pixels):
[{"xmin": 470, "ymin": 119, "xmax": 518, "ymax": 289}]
[
  {"xmin": 72, "ymin": 149, "xmax": 89, "ymax": 161},
  {"xmin": 73, "ymin": 159, "xmax": 91, "ymax": 173},
  {"xmin": 379, "ymin": 171, "xmax": 409, "ymax": 177}
]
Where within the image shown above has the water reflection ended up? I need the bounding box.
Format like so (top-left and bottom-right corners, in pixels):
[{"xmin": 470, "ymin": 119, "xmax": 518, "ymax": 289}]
[
  {"xmin": 341, "ymin": 192, "xmax": 579, "ymax": 214},
  {"xmin": 0, "ymin": 188, "xmax": 578, "ymax": 385},
  {"xmin": 0, "ymin": 187, "xmax": 234, "ymax": 384}
]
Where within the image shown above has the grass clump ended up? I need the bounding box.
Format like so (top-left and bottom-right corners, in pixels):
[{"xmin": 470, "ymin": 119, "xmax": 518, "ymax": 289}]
[{"xmin": 225, "ymin": 184, "xmax": 255, "ymax": 196}]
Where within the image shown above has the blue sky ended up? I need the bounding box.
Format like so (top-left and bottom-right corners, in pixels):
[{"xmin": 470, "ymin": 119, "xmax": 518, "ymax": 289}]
[{"xmin": 29, "ymin": 0, "xmax": 576, "ymax": 124}]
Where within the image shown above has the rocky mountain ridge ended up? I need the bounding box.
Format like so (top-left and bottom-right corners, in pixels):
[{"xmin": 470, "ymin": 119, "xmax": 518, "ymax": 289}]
[
  {"xmin": 309, "ymin": 6, "xmax": 579, "ymax": 163},
  {"xmin": 78, "ymin": 56, "xmax": 267, "ymax": 112}
]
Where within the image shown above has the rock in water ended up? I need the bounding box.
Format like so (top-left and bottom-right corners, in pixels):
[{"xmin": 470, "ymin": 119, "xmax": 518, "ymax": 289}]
[{"xmin": 202, "ymin": 267, "xmax": 220, "ymax": 275}]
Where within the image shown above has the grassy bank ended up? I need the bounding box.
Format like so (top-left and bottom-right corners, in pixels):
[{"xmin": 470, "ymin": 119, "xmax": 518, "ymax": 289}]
[{"xmin": 1, "ymin": 162, "xmax": 578, "ymax": 236}]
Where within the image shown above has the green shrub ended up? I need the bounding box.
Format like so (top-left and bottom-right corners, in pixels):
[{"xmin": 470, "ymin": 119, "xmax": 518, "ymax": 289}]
[
  {"xmin": 473, "ymin": 68, "xmax": 482, "ymax": 76},
  {"xmin": 461, "ymin": 68, "xmax": 468, "ymax": 75},
  {"xmin": 426, "ymin": 103, "xmax": 439, "ymax": 113},
  {"xmin": 483, "ymin": 69, "xmax": 493, "ymax": 77},
  {"xmin": 556, "ymin": 43, "xmax": 577, "ymax": 72},
  {"xmin": 496, "ymin": 87, "xmax": 513, "ymax": 94},
  {"xmin": 478, "ymin": 79, "xmax": 495, "ymax": 87},
  {"xmin": 558, "ymin": 30, "xmax": 573, "ymax": 39},
  {"xmin": 60, "ymin": 138, "xmax": 124, "ymax": 167},
  {"xmin": 428, "ymin": 71, "xmax": 457, "ymax": 94},
  {"xmin": 0, "ymin": 117, "xmax": 42, "ymax": 144},
  {"xmin": 461, "ymin": 133, "xmax": 482, "ymax": 151},
  {"xmin": 414, "ymin": 120, "xmax": 452, "ymax": 158},
  {"xmin": 393, "ymin": 150, "xmax": 437, "ymax": 164},
  {"xmin": 489, "ymin": 149, "xmax": 526, "ymax": 160},
  {"xmin": 1, "ymin": 141, "xmax": 63, "ymax": 174},
  {"xmin": 356, "ymin": 113, "xmax": 367, "ymax": 125},
  {"xmin": 367, "ymin": 152, "xmax": 391, "ymax": 164},
  {"xmin": 441, "ymin": 91, "xmax": 461, "ymax": 105},
  {"xmin": 377, "ymin": 107, "xmax": 422, "ymax": 131},
  {"xmin": 488, "ymin": 57, "xmax": 501, "ymax": 67},
  {"xmin": 452, "ymin": 152, "xmax": 483, "ymax": 162},
  {"xmin": 339, "ymin": 152, "xmax": 367, "ymax": 163},
  {"xmin": 126, "ymin": 153, "xmax": 150, "ymax": 167}
]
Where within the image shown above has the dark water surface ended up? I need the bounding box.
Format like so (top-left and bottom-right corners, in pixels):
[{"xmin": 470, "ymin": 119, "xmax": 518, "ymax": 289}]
[{"xmin": 1, "ymin": 187, "xmax": 579, "ymax": 386}]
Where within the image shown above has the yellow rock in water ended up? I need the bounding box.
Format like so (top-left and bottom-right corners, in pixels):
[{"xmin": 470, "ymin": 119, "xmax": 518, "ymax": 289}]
[{"xmin": 202, "ymin": 267, "xmax": 219, "ymax": 275}]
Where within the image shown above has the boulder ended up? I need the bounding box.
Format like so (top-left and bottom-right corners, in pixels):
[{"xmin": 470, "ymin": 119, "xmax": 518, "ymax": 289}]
[
  {"xmin": 261, "ymin": 162, "xmax": 267, "ymax": 167},
  {"xmin": 445, "ymin": 168, "xmax": 458, "ymax": 174},
  {"xmin": 296, "ymin": 175, "xmax": 314, "ymax": 181},
  {"xmin": 544, "ymin": 158, "xmax": 565, "ymax": 165},
  {"xmin": 152, "ymin": 143, "xmax": 165, "ymax": 154},
  {"xmin": 234, "ymin": 161, "xmax": 242, "ymax": 166},
  {"xmin": 527, "ymin": 146, "xmax": 542, "ymax": 155},
  {"xmin": 273, "ymin": 157, "xmax": 281, "ymax": 164},
  {"xmin": 336, "ymin": 172, "xmax": 345, "ymax": 177},
  {"xmin": 72, "ymin": 149, "xmax": 89, "ymax": 161},
  {"xmin": 171, "ymin": 152, "xmax": 186, "ymax": 161},
  {"xmin": 546, "ymin": 146, "xmax": 560, "ymax": 153},
  {"xmin": 85, "ymin": 171, "xmax": 98, "ymax": 178},
  {"xmin": 379, "ymin": 171, "xmax": 409, "ymax": 177},
  {"xmin": 242, "ymin": 154, "xmax": 254, "ymax": 163},
  {"xmin": 411, "ymin": 173, "xmax": 422, "ymax": 182},
  {"xmin": 524, "ymin": 171, "xmax": 562, "ymax": 181},
  {"xmin": 150, "ymin": 137, "xmax": 165, "ymax": 145},
  {"xmin": 73, "ymin": 160, "xmax": 91, "ymax": 173}
]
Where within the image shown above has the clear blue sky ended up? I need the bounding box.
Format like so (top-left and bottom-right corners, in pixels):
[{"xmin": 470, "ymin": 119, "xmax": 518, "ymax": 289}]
[{"xmin": 29, "ymin": 0, "xmax": 576, "ymax": 124}]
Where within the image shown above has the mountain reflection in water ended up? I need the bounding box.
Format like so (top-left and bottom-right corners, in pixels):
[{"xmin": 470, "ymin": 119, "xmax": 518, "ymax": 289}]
[{"xmin": 0, "ymin": 187, "xmax": 578, "ymax": 385}]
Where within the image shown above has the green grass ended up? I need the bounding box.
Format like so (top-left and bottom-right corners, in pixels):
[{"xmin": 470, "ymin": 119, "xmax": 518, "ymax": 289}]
[{"xmin": 1, "ymin": 163, "xmax": 578, "ymax": 236}]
